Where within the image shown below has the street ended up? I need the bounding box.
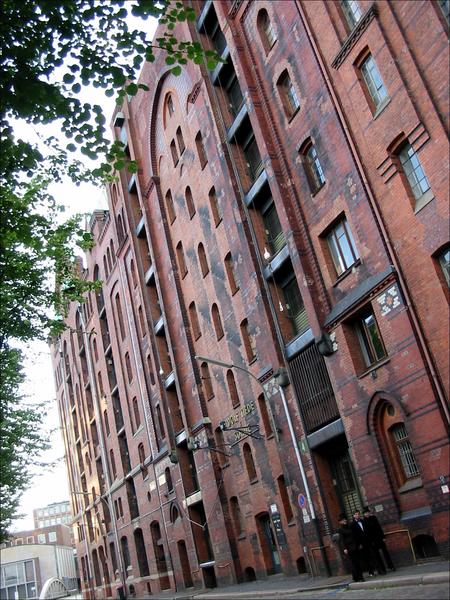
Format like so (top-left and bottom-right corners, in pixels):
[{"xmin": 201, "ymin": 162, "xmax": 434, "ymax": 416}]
[{"xmin": 284, "ymin": 582, "xmax": 449, "ymax": 599}]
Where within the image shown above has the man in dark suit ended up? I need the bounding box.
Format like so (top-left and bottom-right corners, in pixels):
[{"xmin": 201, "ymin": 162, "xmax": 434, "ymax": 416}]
[
  {"xmin": 363, "ymin": 506, "xmax": 395, "ymax": 572},
  {"xmin": 352, "ymin": 509, "xmax": 386, "ymax": 575},
  {"xmin": 337, "ymin": 513, "xmax": 364, "ymax": 582}
]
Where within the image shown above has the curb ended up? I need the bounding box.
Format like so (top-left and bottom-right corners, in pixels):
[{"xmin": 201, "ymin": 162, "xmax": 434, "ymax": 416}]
[{"xmin": 348, "ymin": 571, "xmax": 450, "ymax": 590}]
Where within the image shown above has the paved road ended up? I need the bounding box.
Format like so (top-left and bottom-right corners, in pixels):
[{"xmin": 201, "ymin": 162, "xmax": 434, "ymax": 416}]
[{"xmin": 284, "ymin": 582, "xmax": 449, "ymax": 599}]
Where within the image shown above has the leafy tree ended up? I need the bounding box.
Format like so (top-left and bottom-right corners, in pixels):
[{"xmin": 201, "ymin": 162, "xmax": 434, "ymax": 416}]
[{"xmin": 0, "ymin": 0, "xmax": 219, "ymax": 540}]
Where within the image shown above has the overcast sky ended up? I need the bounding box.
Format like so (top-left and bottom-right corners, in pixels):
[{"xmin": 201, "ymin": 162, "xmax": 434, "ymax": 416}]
[{"xmin": 11, "ymin": 12, "xmax": 158, "ymax": 532}]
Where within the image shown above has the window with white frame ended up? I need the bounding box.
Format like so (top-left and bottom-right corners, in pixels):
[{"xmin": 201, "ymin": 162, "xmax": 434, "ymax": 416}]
[
  {"xmin": 341, "ymin": 0, "xmax": 362, "ymax": 29},
  {"xmin": 360, "ymin": 54, "xmax": 388, "ymax": 109},
  {"xmin": 398, "ymin": 143, "xmax": 431, "ymax": 202},
  {"xmin": 327, "ymin": 218, "xmax": 359, "ymax": 276}
]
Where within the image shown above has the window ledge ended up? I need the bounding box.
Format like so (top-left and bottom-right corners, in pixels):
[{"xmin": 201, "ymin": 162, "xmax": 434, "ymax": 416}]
[
  {"xmin": 414, "ymin": 190, "xmax": 435, "ymax": 214},
  {"xmin": 250, "ymin": 478, "xmax": 258, "ymax": 485},
  {"xmin": 332, "ymin": 259, "xmax": 362, "ymax": 287},
  {"xmin": 373, "ymin": 97, "xmax": 391, "ymax": 120},
  {"xmin": 237, "ymin": 532, "xmax": 247, "ymax": 540},
  {"xmin": 287, "ymin": 520, "xmax": 296, "ymax": 527},
  {"xmin": 399, "ymin": 477, "xmax": 422, "ymax": 494},
  {"xmin": 357, "ymin": 356, "xmax": 390, "ymax": 379}
]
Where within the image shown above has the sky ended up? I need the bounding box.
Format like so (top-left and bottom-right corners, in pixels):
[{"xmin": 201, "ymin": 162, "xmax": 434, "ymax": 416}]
[{"xmin": 11, "ymin": 10, "xmax": 158, "ymax": 532}]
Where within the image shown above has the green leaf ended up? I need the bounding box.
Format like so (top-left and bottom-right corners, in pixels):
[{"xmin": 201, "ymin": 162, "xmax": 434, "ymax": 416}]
[{"xmin": 171, "ymin": 65, "xmax": 182, "ymax": 76}]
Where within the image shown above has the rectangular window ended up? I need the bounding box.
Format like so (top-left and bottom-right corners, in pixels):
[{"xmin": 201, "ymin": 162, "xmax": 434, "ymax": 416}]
[
  {"xmin": 38, "ymin": 534, "xmax": 46, "ymax": 544},
  {"xmin": 341, "ymin": 0, "xmax": 362, "ymax": 28},
  {"xmin": 360, "ymin": 55, "xmax": 387, "ymax": 109},
  {"xmin": 355, "ymin": 308, "xmax": 386, "ymax": 368},
  {"xmin": 48, "ymin": 531, "xmax": 57, "ymax": 543},
  {"xmin": 327, "ymin": 219, "xmax": 359, "ymax": 276},
  {"xmin": 226, "ymin": 74, "xmax": 244, "ymax": 117},
  {"xmin": 391, "ymin": 424, "xmax": 420, "ymax": 479},
  {"xmin": 303, "ymin": 142, "xmax": 325, "ymax": 194},
  {"xmin": 243, "ymin": 135, "xmax": 263, "ymax": 182},
  {"xmin": 438, "ymin": 247, "xmax": 450, "ymax": 287},
  {"xmin": 282, "ymin": 278, "xmax": 309, "ymax": 337},
  {"xmin": 398, "ymin": 143, "xmax": 431, "ymax": 201},
  {"xmin": 263, "ymin": 202, "xmax": 285, "ymax": 255}
]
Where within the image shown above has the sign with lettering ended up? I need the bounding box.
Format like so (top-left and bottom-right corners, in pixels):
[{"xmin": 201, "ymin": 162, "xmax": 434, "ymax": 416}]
[
  {"xmin": 222, "ymin": 401, "xmax": 259, "ymax": 445},
  {"xmin": 270, "ymin": 509, "xmax": 287, "ymax": 549}
]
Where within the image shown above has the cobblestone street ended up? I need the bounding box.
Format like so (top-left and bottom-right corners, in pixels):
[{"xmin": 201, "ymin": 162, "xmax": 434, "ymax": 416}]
[{"xmin": 285, "ymin": 582, "xmax": 449, "ymax": 600}]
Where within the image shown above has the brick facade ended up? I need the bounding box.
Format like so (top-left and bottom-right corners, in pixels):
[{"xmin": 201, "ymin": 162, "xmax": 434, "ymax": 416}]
[{"xmin": 51, "ymin": 2, "xmax": 449, "ymax": 598}]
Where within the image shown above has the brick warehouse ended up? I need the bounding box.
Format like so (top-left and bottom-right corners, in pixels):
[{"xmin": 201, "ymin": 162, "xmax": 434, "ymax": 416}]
[{"xmin": 51, "ymin": 1, "xmax": 449, "ymax": 598}]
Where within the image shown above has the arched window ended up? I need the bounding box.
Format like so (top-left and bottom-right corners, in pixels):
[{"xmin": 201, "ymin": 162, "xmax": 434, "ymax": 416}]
[
  {"xmin": 258, "ymin": 393, "xmax": 273, "ymax": 437},
  {"xmin": 115, "ymin": 293, "xmax": 125, "ymax": 340},
  {"xmin": 130, "ymin": 258, "xmax": 137, "ymax": 287},
  {"xmin": 165, "ymin": 190, "xmax": 176, "ymax": 224},
  {"xmin": 201, "ymin": 362, "xmax": 214, "ymax": 400},
  {"xmin": 189, "ymin": 301, "xmax": 202, "ymax": 340},
  {"xmin": 106, "ymin": 247, "xmax": 112, "ymax": 272},
  {"xmin": 277, "ymin": 69, "xmax": 300, "ymax": 118},
  {"xmin": 375, "ymin": 401, "xmax": 421, "ymax": 490},
  {"xmin": 227, "ymin": 370, "xmax": 240, "ymax": 407},
  {"xmin": 166, "ymin": 94, "xmax": 175, "ymax": 118},
  {"xmin": 104, "ymin": 410, "xmax": 110, "ymax": 437},
  {"xmin": 243, "ymin": 443, "xmax": 257, "ymax": 482},
  {"xmin": 176, "ymin": 126, "xmax": 185, "ymax": 155},
  {"xmin": 198, "ymin": 243, "xmax": 209, "ymax": 277},
  {"xmin": 85, "ymin": 453, "xmax": 92, "ymax": 476},
  {"xmin": 110, "ymin": 239, "xmax": 115, "ymax": 264},
  {"xmin": 117, "ymin": 213, "xmax": 125, "ymax": 243},
  {"xmin": 277, "ymin": 475, "xmax": 294, "ymax": 523},
  {"xmin": 185, "ymin": 186, "xmax": 196, "ymax": 219},
  {"xmin": 138, "ymin": 305, "xmax": 146, "ymax": 337},
  {"xmin": 110, "ymin": 449, "xmax": 117, "ymax": 479},
  {"xmin": 125, "ymin": 352, "xmax": 133, "ymax": 383},
  {"xmin": 120, "ymin": 536, "xmax": 131, "ymax": 569},
  {"xmin": 300, "ymin": 139, "xmax": 325, "ymax": 194},
  {"xmin": 224, "ymin": 252, "xmax": 239, "ymax": 294},
  {"xmin": 138, "ymin": 443, "xmax": 148, "ymax": 479},
  {"xmin": 211, "ymin": 303, "xmax": 224, "ymax": 340},
  {"xmin": 132, "ymin": 397, "xmax": 141, "ymax": 430},
  {"xmin": 134, "ymin": 528, "xmax": 150, "ymax": 576},
  {"xmin": 257, "ymin": 9, "xmax": 277, "ymax": 53},
  {"xmin": 170, "ymin": 504, "xmax": 180, "ymax": 523},
  {"xmin": 176, "ymin": 241, "xmax": 188, "ymax": 278},
  {"xmin": 230, "ymin": 496, "xmax": 244, "ymax": 537},
  {"xmin": 240, "ymin": 318, "xmax": 256, "ymax": 362},
  {"xmin": 209, "ymin": 186, "xmax": 222, "ymax": 227},
  {"xmin": 92, "ymin": 338, "xmax": 98, "ymax": 362},
  {"xmin": 103, "ymin": 255, "xmax": 109, "ymax": 279},
  {"xmin": 92, "ymin": 549, "xmax": 101, "ymax": 586},
  {"xmin": 195, "ymin": 131, "xmax": 207, "ymax": 169},
  {"xmin": 170, "ymin": 139, "xmax": 178, "ymax": 167},
  {"xmin": 165, "ymin": 467, "xmax": 173, "ymax": 492},
  {"xmin": 214, "ymin": 426, "xmax": 228, "ymax": 467}
]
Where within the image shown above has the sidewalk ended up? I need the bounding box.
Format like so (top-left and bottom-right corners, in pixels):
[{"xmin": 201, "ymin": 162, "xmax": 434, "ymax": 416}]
[{"xmin": 152, "ymin": 559, "xmax": 449, "ymax": 599}]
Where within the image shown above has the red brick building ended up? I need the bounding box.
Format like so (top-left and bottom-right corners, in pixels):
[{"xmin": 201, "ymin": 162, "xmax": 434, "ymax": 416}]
[{"xmin": 51, "ymin": 2, "xmax": 449, "ymax": 598}]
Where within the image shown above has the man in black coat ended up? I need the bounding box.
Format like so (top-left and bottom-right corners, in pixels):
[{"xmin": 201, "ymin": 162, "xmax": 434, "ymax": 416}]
[
  {"xmin": 352, "ymin": 509, "xmax": 386, "ymax": 575},
  {"xmin": 363, "ymin": 506, "xmax": 395, "ymax": 572},
  {"xmin": 337, "ymin": 514, "xmax": 364, "ymax": 582}
]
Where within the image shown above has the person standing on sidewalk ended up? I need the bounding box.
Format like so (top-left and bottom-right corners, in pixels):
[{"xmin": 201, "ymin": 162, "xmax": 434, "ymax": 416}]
[
  {"xmin": 363, "ymin": 506, "xmax": 395, "ymax": 572},
  {"xmin": 351, "ymin": 510, "xmax": 385, "ymax": 576},
  {"xmin": 337, "ymin": 514, "xmax": 364, "ymax": 582}
]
